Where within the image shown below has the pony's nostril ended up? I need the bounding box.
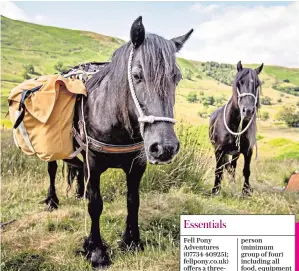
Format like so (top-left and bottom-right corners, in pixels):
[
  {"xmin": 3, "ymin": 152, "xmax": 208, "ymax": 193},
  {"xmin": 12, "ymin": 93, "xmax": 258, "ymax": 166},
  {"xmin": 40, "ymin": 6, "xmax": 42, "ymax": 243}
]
[
  {"xmin": 242, "ymin": 107, "xmax": 246, "ymax": 113},
  {"xmin": 149, "ymin": 142, "xmax": 162, "ymax": 155},
  {"xmin": 246, "ymin": 107, "xmax": 254, "ymax": 115},
  {"xmin": 149, "ymin": 142, "xmax": 179, "ymax": 161}
]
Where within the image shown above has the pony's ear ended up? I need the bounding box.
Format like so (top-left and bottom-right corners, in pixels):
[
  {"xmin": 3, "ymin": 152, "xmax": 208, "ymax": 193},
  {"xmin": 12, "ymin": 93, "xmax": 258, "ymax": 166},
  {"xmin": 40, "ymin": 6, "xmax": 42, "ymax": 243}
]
[
  {"xmin": 130, "ymin": 16, "xmax": 145, "ymax": 49},
  {"xmin": 237, "ymin": 61, "xmax": 243, "ymax": 72},
  {"xmin": 255, "ymin": 63, "xmax": 264, "ymax": 74},
  {"xmin": 171, "ymin": 29, "xmax": 194, "ymax": 52}
]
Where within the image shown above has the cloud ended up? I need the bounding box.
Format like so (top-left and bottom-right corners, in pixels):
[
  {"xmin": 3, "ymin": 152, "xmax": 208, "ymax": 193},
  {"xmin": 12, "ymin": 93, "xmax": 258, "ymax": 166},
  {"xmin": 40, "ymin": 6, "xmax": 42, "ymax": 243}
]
[
  {"xmin": 182, "ymin": 2, "xmax": 299, "ymax": 67},
  {"xmin": 190, "ymin": 3, "xmax": 219, "ymax": 14},
  {"xmin": 0, "ymin": 1, "xmax": 29, "ymax": 21},
  {"xmin": 35, "ymin": 15, "xmax": 46, "ymax": 22},
  {"xmin": 0, "ymin": 2, "xmax": 48, "ymax": 25}
]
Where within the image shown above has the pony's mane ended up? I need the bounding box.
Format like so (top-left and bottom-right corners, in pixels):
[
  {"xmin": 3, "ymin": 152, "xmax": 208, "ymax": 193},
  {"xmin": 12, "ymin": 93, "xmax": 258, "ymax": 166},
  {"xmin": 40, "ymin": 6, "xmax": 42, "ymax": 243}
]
[{"xmin": 86, "ymin": 33, "xmax": 177, "ymax": 94}]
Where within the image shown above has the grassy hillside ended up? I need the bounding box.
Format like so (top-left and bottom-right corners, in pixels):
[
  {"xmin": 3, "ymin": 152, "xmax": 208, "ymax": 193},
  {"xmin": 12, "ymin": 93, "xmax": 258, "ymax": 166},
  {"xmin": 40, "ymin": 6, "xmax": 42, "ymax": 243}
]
[
  {"xmin": 1, "ymin": 16, "xmax": 123, "ymax": 121},
  {"xmin": 1, "ymin": 16, "xmax": 299, "ymax": 271},
  {"xmin": 1, "ymin": 15, "xmax": 299, "ymax": 122}
]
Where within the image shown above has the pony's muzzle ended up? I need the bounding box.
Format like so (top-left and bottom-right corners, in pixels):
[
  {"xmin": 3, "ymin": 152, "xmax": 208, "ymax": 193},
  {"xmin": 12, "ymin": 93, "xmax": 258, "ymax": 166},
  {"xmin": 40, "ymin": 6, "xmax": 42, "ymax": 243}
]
[
  {"xmin": 241, "ymin": 106, "xmax": 255, "ymax": 119},
  {"xmin": 148, "ymin": 141, "xmax": 180, "ymax": 163}
]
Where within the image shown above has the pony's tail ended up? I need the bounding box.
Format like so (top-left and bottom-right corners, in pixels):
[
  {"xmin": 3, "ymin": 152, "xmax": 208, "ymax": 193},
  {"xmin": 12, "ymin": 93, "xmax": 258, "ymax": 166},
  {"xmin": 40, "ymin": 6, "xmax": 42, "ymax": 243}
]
[{"xmin": 66, "ymin": 164, "xmax": 79, "ymax": 194}]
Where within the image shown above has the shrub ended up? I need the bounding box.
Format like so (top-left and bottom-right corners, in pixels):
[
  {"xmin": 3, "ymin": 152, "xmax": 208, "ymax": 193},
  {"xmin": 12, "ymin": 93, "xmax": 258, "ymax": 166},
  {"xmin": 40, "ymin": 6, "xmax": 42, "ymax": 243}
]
[
  {"xmin": 23, "ymin": 64, "xmax": 34, "ymax": 74},
  {"xmin": 53, "ymin": 61, "xmax": 66, "ymax": 72},
  {"xmin": 201, "ymin": 95, "xmax": 215, "ymax": 107},
  {"xmin": 276, "ymin": 106, "xmax": 299, "ymax": 127},
  {"xmin": 199, "ymin": 91, "xmax": 204, "ymax": 96},
  {"xmin": 261, "ymin": 96, "xmax": 272, "ymax": 105},
  {"xmin": 186, "ymin": 92, "xmax": 198, "ymax": 103},
  {"xmin": 260, "ymin": 111, "xmax": 270, "ymax": 121},
  {"xmin": 277, "ymin": 98, "xmax": 282, "ymax": 103},
  {"xmin": 215, "ymin": 95, "xmax": 226, "ymax": 106}
]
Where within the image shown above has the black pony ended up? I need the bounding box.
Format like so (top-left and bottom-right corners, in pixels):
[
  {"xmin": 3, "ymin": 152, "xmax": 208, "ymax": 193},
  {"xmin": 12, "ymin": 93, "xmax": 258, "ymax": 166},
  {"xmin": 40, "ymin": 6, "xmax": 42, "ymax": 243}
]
[
  {"xmin": 209, "ymin": 61, "xmax": 263, "ymax": 195},
  {"xmin": 47, "ymin": 17, "xmax": 192, "ymax": 268}
]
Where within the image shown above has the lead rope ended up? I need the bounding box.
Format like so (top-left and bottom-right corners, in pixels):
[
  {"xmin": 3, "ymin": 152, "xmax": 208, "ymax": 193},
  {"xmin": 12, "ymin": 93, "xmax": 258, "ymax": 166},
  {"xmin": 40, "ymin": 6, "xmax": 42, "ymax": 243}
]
[
  {"xmin": 223, "ymin": 87, "xmax": 259, "ymax": 159},
  {"xmin": 235, "ymin": 117, "xmax": 244, "ymax": 152},
  {"xmin": 127, "ymin": 48, "xmax": 176, "ymax": 137},
  {"xmin": 81, "ymin": 98, "xmax": 90, "ymax": 236}
]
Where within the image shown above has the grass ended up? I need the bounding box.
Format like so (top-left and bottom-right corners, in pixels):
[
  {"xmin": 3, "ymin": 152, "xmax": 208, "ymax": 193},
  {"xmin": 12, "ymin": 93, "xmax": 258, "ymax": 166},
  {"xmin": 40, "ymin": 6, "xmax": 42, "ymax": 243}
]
[{"xmin": 1, "ymin": 125, "xmax": 299, "ymax": 270}]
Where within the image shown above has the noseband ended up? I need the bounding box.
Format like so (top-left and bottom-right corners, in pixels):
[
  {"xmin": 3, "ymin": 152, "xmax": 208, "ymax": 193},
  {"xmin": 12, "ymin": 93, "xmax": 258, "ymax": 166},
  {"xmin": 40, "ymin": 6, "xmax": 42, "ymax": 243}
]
[
  {"xmin": 223, "ymin": 86, "xmax": 259, "ymax": 136},
  {"xmin": 127, "ymin": 48, "xmax": 176, "ymax": 138}
]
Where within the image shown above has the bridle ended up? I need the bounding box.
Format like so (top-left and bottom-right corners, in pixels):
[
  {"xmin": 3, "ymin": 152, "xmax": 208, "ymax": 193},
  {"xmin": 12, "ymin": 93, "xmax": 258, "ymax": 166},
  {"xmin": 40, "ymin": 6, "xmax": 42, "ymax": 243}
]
[
  {"xmin": 71, "ymin": 47, "xmax": 176, "ymax": 156},
  {"xmin": 223, "ymin": 84, "xmax": 259, "ymax": 136},
  {"xmin": 127, "ymin": 48, "xmax": 176, "ymax": 138}
]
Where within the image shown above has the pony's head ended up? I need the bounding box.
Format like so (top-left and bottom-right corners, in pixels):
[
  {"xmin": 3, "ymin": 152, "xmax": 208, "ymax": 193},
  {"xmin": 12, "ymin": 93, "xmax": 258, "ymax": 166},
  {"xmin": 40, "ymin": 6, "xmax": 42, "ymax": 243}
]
[
  {"xmin": 233, "ymin": 61, "xmax": 263, "ymax": 120},
  {"xmin": 128, "ymin": 17, "xmax": 193, "ymax": 164}
]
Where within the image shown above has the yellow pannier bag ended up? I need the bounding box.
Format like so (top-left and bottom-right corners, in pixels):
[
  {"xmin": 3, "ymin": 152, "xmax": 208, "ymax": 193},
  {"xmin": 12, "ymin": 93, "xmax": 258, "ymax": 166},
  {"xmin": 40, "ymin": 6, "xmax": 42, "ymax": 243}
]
[{"xmin": 8, "ymin": 74, "xmax": 87, "ymax": 162}]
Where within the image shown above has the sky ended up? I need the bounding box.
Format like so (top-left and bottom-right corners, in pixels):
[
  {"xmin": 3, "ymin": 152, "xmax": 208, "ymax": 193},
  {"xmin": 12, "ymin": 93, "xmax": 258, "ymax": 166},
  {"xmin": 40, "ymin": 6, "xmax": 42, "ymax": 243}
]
[{"xmin": 1, "ymin": 1, "xmax": 299, "ymax": 67}]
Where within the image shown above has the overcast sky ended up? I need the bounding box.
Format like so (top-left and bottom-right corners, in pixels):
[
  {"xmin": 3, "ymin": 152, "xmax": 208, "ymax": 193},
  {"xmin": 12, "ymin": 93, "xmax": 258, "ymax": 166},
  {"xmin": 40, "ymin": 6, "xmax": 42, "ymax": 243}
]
[{"xmin": 1, "ymin": 1, "xmax": 298, "ymax": 67}]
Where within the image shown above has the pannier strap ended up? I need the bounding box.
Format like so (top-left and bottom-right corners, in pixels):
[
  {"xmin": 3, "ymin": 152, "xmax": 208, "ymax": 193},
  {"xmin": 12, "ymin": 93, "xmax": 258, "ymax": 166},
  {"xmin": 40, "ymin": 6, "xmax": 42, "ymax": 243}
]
[
  {"xmin": 13, "ymin": 85, "xmax": 43, "ymax": 129},
  {"xmin": 12, "ymin": 85, "xmax": 43, "ymax": 154},
  {"xmin": 72, "ymin": 127, "xmax": 144, "ymax": 154}
]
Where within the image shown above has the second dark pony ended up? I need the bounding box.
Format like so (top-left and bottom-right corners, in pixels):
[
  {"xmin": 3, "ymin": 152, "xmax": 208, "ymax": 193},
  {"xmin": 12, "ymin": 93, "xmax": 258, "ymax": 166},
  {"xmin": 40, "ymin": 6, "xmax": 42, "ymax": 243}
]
[{"xmin": 209, "ymin": 61, "xmax": 263, "ymax": 195}]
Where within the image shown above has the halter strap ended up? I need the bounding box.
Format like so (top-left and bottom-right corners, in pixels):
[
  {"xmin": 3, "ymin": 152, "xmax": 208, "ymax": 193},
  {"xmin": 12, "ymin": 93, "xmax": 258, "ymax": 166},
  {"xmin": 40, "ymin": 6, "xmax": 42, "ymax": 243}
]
[
  {"xmin": 223, "ymin": 87, "xmax": 259, "ymax": 136},
  {"xmin": 127, "ymin": 48, "xmax": 176, "ymax": 137}
]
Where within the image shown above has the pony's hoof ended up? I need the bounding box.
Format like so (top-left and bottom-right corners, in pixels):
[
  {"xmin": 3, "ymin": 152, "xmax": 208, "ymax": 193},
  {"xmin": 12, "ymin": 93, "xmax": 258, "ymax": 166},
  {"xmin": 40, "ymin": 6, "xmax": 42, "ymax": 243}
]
[
  {"xmin": 89, "ymin": 247, "xmax": 111, "ymax": 269},
  {"xmin": 211, "ymin": 187, "xmax": 221, "ymax": 196},
  {"xmin": 242, "ymin": 186, "xmax": 253, "ymax": 196},
  {"xmin": 83, "ymin": 237, "xmax": 111, "ymax": 269},
  {"xmin": 117, "ymin": 239, "xmax": 144, "ymax": 252},
  {"xmin": 40, "ymin": 197, "xmax": 59, "ymax": 211}
]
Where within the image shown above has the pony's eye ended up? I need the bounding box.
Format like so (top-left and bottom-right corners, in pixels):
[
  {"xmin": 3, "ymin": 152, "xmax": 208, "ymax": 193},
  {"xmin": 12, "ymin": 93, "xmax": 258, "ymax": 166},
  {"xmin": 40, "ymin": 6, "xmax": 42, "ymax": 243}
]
[{"xmin": 133, "ymin": 73, "xmax": 142, "ymax": 82}]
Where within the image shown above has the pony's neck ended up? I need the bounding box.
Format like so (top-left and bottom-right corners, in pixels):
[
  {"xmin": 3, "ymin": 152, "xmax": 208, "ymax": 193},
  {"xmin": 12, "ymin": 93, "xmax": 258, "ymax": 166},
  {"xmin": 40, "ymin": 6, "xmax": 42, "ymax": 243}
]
[
  {"xmin": 226, "ymin": 93, "xmax": 241, "ymax": 127},
  {"xmin": 85, "ymin": 75, "xmax": 141, "ymax": 144}
]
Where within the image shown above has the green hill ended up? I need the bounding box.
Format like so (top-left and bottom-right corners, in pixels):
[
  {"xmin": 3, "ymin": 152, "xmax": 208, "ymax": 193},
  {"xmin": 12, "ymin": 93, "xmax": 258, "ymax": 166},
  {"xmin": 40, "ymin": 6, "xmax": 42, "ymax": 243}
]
[
  {"xmin": 1, "ymin": 16, "xmax": 123, "ymax": 113},
  {"xmin": 1, "ymin": 15, "xmax": 299, "ymax": 126}
]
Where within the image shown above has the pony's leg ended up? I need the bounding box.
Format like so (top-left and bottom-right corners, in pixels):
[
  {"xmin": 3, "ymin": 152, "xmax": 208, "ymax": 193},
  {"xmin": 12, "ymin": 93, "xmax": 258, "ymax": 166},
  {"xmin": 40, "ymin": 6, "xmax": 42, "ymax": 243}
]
[
  {"xmin": 42, "ymin": 161, "xmax": 59, "ymax": 211},
  {"xmin": 212, "ymin": 151, "xmax": 225, "ymax": 195},
  {"xmin": 83, "ymin": 158, "xmax": 110, "ymax": 268},
  {"xmin": 64, "ymin": 157, "xmax": 85, "ymax": 199},
  {"xmin": 75, "ymin": 166, "xmax": 85, "ymax": 199},
  {"xmin": 119, "ymin": 160, "xmax": 146, "ymax": 251},
  {"xmin": 242, "ymin": 149, "xmax": 253, "ymax": 195},
  {"xmin": 227, "ymin": 154, "xmax": 240, "ymax": 181}
]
